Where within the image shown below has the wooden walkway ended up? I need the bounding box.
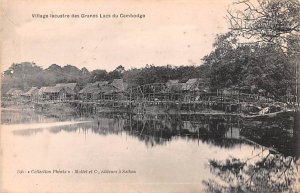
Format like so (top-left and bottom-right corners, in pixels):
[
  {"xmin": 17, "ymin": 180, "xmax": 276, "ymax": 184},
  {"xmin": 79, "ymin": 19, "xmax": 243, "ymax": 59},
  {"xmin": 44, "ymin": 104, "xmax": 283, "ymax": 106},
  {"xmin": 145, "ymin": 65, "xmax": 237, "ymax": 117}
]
[{"xmin": 33, "ymin": 82, "xmax": 286, "ymax": 114}]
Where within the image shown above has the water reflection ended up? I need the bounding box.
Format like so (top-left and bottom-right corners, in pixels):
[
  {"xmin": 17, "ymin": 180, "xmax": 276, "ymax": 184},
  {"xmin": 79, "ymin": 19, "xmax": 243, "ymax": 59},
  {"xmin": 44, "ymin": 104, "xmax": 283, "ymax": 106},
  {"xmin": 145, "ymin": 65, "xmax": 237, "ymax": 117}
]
[
  {"xmin": 241, "ymin": 112, "xmax": 299, "ymax": 158},
  {"xmin": 201, "ymin": 111, "xmax": 299, "ymax": 193},
  {"xmin": 125, "ymin": 114, "xmax": 244, "ymax": 148},
  {"xmin": 6, "ymin": 110, "xmax": 299, "ymax": 193},
  {"xmin": 1, "ymin": 109, "xmax": 56, "ymax": 124},
  {"xmin": 12, "ymin": 128, "xmax": 43, "ymax": 136},
  {"xmin": 49, "ymin": 119, "xmax": 125, "ymax": 136},
  {"xmin": 203, "ymin": 150, "xmax": 299, "ymax": 193},
  {"xmin": 1, "ymin": 109, "xmax": 82, "ymax": 124},
  {"xmin": 11, "ymin": 113, "xmax": 244, "ymax": 147},
  {"xmin": 11, "ymin": 112, "xmax": 298, "ymax": 156}
]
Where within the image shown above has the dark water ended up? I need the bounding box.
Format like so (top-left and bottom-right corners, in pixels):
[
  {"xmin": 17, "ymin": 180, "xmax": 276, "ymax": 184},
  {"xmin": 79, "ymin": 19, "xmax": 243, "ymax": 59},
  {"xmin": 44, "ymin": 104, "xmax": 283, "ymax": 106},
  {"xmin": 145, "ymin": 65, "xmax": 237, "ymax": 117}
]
[{"xmin": 1, "ymin": 109, "xmax": 299, "ymax": 193}]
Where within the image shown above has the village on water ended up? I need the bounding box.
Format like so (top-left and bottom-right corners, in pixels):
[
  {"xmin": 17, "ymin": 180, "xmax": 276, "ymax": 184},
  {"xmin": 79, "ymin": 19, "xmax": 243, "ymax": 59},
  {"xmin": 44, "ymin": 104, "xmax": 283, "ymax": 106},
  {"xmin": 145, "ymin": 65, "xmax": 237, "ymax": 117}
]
[
  {"xmin": 1, "ymin": 62, "xmax": 300, "ymax": 193},
  {"xmin": 1, "ymin": 0, "xmax": 300, "ymax": 192},
  {"xmin": 2, "ymin": 73, "xmax": 298, "ymax": 116}
]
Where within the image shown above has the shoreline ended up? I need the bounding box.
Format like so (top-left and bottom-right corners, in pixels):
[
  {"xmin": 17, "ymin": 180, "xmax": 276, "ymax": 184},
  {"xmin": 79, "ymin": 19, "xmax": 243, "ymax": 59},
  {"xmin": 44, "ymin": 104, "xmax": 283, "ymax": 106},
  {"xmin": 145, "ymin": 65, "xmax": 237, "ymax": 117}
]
[
  {"xmin": 1, "ymin": 100, "xmax": 298, "ymax": 119},
  {"xmin": 2, "ymin": 120, "xmax": 91, "ymax": 130}
]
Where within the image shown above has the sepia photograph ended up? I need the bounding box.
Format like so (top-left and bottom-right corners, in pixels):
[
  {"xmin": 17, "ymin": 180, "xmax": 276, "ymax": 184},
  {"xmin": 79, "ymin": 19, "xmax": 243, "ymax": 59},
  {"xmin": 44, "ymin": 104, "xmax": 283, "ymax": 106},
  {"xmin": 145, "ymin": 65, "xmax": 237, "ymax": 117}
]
[{"xmin": 1, "ymin": 0, "xmax": 299, "ymax": 192}]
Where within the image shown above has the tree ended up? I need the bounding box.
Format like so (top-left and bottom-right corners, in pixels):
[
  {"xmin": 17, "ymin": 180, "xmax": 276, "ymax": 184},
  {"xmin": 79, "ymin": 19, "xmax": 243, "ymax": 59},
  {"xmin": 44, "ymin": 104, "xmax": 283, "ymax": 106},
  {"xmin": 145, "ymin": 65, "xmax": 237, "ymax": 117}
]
[
  {"xmin": 4, "ymin": 62, "xmax": 43, "ymax": 76},
  {"xmin": 204, "ymin": 32, "xmax": 296, "ymax": 99},
  {"xmin": 203, "ymin": 0, "xmax": 300, "ymax": 100},
  {"xmin": 2, "ymin": 62, "xmax": 44, "ymax": 92},
  {"xmin": 227, "ymin": 0, "xmax": 300, "ymax": 52},
  {"xmin": 46, "ymin": 64, "xmax": 62, "ymax": 72},
  {"xmin": 108, "ymin": 65, "xmax": 125, "ymax": 80},
  {"xmin": 89, "ymin": 70, "xmax": 109, "ymax": 82},
  {"xmin": 123, "ymin": 65, "xmax": 208, "ymax": 87},
  {"xmin": 115, "ymin": 65, "xmax": 125, "ymax": 73}
]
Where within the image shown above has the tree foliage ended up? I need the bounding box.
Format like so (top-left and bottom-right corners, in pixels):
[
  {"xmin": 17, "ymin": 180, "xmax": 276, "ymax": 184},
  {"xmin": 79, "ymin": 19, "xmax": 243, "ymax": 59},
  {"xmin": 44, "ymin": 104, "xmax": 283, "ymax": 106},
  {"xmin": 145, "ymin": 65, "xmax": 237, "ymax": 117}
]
[
  {"xmin": 123, "ymin": 65, "xmax": 210, "ymax": 86},
  {"xmin": 203, "ymin": 0, "xmax": 300, "ymax": 100},
  {"xmin": 1, "ymin": 63, "xmax": 210, "ymax": 94},
  {"xmin": 204, "ymin": 34, "xmax": 296, "ymax": 98},
  {"xmin": 227, "ymin": 0, "xmax": 300, "ymax": 52}
]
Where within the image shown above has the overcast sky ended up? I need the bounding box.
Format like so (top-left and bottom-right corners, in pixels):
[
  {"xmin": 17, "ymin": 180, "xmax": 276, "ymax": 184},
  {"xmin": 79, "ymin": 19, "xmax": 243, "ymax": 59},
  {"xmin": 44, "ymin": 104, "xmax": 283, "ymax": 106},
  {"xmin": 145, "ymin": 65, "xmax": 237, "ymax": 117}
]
[{"xmin": 1, "ymin": 0, "xmax": 234, "ymax": 72}]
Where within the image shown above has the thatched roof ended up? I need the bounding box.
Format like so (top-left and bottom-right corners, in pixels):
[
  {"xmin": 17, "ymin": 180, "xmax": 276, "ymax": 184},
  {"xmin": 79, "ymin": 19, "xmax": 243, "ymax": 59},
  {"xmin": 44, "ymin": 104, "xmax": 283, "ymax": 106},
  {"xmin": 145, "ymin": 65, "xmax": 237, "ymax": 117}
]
[
  {"xmin": 87, "ymin": 81, "xmax": 109, "ymax": 87},
  {"xmin": 167, "ymin": 80, "xmax": 179, "ymax": 84},
  {"xmin": 22, "ymin": 87, "xmax": 39, "ymax": 96},
  {"xmin": 38, "ymin": 86, "xmax": 75, "ymax": 95},
  {"xmin": 182, "ymin": 78, "xmax": 201, "ymax": 91},
  {"xmin": 6, "ymin": 88, "xmax": 17, "ymax": 95},
  {"xmin": 43, "ymin": 86, "xmax": 62, "ymax": 93},
  {"xmin": 166, "ymin": 80, "xmax": 181, "ymax": 90},
  {"xmin": 12, "ymin": 90, "xmax": 23, "ymax": 96},
  {"xmin": 38, "ymin": 87, "xmax": 47, "ymax": 95},
  {"xmin": 110, "ymin": 79, "xmax": 128, "ymax": 91},
  {"xmin": 79, "ymin": 85, "xmax": 101, "ymax": 94},
  {"xmin": 100, "ymin": 85, "xmax": 119, "ymax": 94},
  {"xmin": 55, "ymin": 83, "xmax": 77, "ymax": 90},
  {"xmin": 6, "ymin": 88, "xmax": 23, "ymax": 96},
  {"xmin": 188, "ymin": 78, "xmax": 198, "ymax": 83}
]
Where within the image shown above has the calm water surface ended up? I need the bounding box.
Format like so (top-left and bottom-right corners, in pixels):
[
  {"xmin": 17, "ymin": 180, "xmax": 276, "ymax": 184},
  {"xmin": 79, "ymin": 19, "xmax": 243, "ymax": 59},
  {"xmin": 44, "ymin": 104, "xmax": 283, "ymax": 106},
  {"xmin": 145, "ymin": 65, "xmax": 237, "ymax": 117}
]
[{"xmin": 1, "ymin": 109, "xmax": 299, "ymax": 193}]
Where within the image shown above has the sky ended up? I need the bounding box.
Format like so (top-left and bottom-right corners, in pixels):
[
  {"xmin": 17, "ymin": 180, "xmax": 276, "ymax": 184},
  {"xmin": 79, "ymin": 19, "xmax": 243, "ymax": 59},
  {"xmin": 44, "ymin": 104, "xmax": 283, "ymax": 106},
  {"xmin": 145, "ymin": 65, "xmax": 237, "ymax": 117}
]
[{"xmin": 1, "ymin": 0, "xmax": 234, "ymax": 72}]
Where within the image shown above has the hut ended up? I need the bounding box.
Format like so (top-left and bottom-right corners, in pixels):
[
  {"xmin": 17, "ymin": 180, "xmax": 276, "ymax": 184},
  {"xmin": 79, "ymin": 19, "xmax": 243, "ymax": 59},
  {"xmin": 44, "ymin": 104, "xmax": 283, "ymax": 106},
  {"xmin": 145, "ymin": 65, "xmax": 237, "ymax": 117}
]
[
  {"xmin": 6, "ymin": 88, "xmax": 17, "ymax": 97},
  {"xmin": 38, "ymin": 86, "xmax": 75, "ymax": 101},
  {"xmin": 21, "ymin": 87, "xmax": 39, "ymax": 101},
  {"xmin": 108, "ymin": 79, "xmax": 128, "ymax": 100},
  {"xmin": 55, "ymin": 83, "xmax": 80, "ymax": 93},
  {"xmin": 182, "ymin": 78, "xmax": 208, "ymax": 91},
  {"xmin": 110, "ymin": 79, "xmax": 128, "ymax": 92},
  {"xmin": 78, "ymin": 84, "xmax": 101, "ymax": 100},
  {"xmin": 6, "ymin": 88, "xmax": 23, "ymax": 99},
  {"xmin": 166, "ymin": 80, "xmax": 182, "ymax": 92},
  {"xmin": 166, "ymin": 80, "xmax": 179, "ymax": 87},
  {"xmin": 181, "ymin": 78, "xmax": 199, "ymax": 91},
  {"xmin": 102, "ymin": 85, "xmax": 125, "ymax": 100},
  {"xmin": 180, "ymin": 78, "xmax": 209, "ymax": 101},
  {"xmin": 55, "ymin": 82, "xmax": 80, "ymax": 99},
  {"xmin": 163, "ymin": 80, "xmax": 182, "ymax": 101},
  {"xmin": 78, "ymin": 81, "xmax": 112, "ymax": 100}
]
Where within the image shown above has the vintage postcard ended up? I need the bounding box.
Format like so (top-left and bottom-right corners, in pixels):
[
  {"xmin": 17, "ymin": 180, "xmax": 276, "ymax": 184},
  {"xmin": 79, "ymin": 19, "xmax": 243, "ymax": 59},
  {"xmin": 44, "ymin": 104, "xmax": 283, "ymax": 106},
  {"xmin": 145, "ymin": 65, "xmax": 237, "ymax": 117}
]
[{"xmin": 1, "ymin": 0, "xmax": 299, "ymax": 192}]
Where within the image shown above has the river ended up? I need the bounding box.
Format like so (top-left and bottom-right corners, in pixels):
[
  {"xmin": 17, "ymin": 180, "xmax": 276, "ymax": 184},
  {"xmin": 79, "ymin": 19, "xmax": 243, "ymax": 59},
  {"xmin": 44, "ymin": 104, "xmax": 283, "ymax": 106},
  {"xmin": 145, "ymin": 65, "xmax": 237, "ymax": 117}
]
[{"xmin": 1, "ymin": 109, "xmax": 299, "ymax": 193}]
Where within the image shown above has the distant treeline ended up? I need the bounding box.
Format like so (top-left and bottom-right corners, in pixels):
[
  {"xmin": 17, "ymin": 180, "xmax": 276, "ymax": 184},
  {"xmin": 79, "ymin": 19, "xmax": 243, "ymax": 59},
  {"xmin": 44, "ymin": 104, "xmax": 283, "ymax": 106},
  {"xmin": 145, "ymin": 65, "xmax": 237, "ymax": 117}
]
[{"xmin": 1, "ymin": 63, "xmax": 210, "ymax": 94}]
